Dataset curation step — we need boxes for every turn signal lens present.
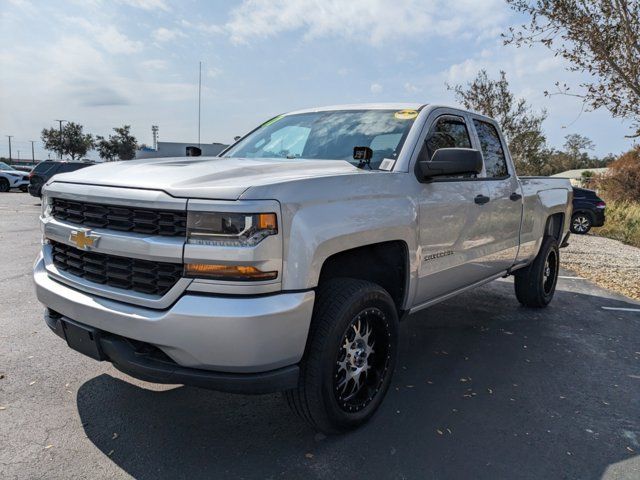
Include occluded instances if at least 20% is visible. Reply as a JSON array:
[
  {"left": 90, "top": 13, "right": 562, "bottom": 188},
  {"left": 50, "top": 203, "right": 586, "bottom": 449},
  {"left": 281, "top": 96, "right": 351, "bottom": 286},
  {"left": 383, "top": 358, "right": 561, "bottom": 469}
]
[
  {"left": 184, "top": 263, "right": 278, "bottom": 281},
  {"left": 257, "top": 213, "right": 277, "bottom": 230}
]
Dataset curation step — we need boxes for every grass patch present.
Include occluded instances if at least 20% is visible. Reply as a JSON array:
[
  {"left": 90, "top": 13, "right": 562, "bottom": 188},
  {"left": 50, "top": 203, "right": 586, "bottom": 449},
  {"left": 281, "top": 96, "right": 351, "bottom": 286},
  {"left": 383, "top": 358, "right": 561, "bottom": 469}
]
[{"left": 592, "top": 200, "right": 640, "bottom": 248}]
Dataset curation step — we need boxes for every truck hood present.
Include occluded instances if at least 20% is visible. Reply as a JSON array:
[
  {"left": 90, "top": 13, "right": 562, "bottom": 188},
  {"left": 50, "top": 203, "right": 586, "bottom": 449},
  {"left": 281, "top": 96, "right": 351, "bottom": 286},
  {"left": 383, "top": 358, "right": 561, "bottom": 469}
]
[{"left": 50, "top": 156, "right": 363, "bottom": 199}]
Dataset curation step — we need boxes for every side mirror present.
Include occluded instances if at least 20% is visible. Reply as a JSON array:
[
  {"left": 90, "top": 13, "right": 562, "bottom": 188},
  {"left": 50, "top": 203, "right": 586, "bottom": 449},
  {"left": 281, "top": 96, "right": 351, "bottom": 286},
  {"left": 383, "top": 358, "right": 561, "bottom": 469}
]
[{"left": 417, "top": 148, "right": 483, "bottom": 182}]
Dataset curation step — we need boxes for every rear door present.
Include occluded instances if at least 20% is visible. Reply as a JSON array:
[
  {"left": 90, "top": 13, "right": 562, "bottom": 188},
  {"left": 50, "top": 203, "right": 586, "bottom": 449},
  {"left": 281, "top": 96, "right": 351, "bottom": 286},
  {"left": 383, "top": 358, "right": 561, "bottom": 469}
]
[
  {"left": 414, "top": 111, "right": 495, "bottom": 304},
  {"left": 470, "top": 118, "right": 522, "bottom": 273}
]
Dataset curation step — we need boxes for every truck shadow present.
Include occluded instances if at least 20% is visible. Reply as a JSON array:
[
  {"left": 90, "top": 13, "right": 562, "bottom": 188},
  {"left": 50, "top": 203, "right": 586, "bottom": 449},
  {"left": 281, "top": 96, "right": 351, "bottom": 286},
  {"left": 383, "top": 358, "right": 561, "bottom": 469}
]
[{"left": 76, "top": 280, "right": 640, "bottom": 479}]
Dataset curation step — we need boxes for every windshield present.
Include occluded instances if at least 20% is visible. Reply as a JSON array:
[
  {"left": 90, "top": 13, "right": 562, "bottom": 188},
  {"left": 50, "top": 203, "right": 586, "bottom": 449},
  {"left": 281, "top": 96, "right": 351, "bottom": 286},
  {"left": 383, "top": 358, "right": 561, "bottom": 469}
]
[
  {"left": 223, "top": 109, "right": 419, "bottom": 170},
  {"left": 0, "top": 162, "right": 16, "bottom": 171}
]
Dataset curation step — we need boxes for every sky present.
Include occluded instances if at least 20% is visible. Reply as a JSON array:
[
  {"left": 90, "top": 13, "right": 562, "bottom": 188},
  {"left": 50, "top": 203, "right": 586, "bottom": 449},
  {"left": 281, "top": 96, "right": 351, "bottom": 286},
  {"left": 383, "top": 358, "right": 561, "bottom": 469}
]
[{"left": 0, "top": 0, "right": 637, "bottom": 161}]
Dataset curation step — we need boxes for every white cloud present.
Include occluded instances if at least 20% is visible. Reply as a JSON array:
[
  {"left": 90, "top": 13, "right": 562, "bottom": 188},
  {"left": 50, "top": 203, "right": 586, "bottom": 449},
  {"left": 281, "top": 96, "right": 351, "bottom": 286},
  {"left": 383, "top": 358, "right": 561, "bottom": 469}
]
[
  {"left": 65, "top": 17, "right": 143, "bottom": 54},
  {"left": 99, "top": 25, "right": 143, "bottom": 53},
  {"left": 179, "top": 19, "right": 224, "bottom": 35},
  {"left": 370, "top": 83, "right": 383, "bottom": 94},
  {"left": 224, "top": 0, "right": 507, "bottom": 45},
  {"left": 141, "top": 59, "right": 168, "bottom": 70},
  {"left": 152, "top": 27, "right": 185, "bottom": 42},
  {"left": 404, "top": 82, "right": 421, "bottom": 93},
  {"left": 117, "top": 0, "right": 170, "bottom": 11},
  {"left": 207, "top": 67, "right": 222, "bottom": 78}
]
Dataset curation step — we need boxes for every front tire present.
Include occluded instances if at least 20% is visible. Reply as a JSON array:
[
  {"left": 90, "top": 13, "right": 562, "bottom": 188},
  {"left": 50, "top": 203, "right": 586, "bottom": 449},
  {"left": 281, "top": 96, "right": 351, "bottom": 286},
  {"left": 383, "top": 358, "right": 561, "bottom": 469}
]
[
  {"left": 285, "top": 278, "right": 398, "bottom": 434},
  {"left": 570, "top": 213, "right": 592, "bottom": 234},
  {"left": 514, "top": 235, "right": 560, "bottom": 308}
]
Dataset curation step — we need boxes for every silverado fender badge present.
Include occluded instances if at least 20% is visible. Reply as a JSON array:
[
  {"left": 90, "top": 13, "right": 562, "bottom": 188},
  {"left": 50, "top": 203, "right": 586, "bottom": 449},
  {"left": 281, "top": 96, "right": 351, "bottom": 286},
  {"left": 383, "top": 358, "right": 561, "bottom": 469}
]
[
  {"left": 424, "top": 250, "right": 454, "bottom": 262},
  {"left": 69, "top": 229, "right": 100, "bottom": 250}
]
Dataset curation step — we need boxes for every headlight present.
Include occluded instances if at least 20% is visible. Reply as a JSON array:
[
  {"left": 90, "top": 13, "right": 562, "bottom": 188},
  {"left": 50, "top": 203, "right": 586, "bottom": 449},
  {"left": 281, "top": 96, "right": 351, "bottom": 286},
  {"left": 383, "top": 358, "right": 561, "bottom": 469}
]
[
  {"left": 186, "top": 211, "right": 278, "bottom": 247},
  {"left": 41, "top": 193, "right": 52, "bottom": 219}
]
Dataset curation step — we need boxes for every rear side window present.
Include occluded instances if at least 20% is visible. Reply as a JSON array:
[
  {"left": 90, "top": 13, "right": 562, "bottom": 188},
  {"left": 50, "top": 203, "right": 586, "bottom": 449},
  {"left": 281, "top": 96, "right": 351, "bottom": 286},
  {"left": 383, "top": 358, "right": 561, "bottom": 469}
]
[
  {"left": 473, "top": 120, "right": 509, "bottom": 178},
  {"left": 33, "top": 162, "right": 57, "bottom": 175},
  {"left": 59, "top": 163, "right": 89, "bottom": 173},
  {"left": 425, "top": 117, "right": 472, "bottom": 159}
]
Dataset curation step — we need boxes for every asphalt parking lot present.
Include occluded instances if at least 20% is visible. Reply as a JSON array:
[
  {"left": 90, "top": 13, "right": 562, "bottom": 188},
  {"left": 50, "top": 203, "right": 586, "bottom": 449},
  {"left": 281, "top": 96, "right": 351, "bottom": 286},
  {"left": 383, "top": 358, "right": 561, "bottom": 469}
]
[{"left": 1, "top": 191, "right": 639, "bottom": 479}]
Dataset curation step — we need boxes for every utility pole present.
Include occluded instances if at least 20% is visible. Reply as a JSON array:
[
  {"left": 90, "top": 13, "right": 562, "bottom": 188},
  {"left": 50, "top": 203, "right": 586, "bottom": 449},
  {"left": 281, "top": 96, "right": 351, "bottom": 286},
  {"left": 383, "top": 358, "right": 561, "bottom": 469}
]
[
  {"left": 55, "top": 119, "right": 67, "bottom": 159},
  {"left": 197, "top": 61, "right": 202, "bottom": 148},
  {"left": 6, "top": 135, "right": 12, "bottom": 161},
  {"left": 30, "top": 141, "right": 35, "bottom": 162}
]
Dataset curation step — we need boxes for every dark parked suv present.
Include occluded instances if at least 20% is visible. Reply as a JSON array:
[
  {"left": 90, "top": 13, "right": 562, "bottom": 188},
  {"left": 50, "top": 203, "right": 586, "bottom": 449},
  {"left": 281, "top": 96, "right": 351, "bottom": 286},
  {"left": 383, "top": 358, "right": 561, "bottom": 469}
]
[
  {"left": 571, "top": 187, "right": 606, "bottom": 234},
  {"left": 28, "top": 161, "right": 94, "bottom": 198}
]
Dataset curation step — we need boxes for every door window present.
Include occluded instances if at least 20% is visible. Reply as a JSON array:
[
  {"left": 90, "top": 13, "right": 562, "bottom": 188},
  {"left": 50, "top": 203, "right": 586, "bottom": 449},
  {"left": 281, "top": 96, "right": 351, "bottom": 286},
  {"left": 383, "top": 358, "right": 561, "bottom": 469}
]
[
  {"left": 473, "top": 120, "right": 509, "bottom": 178},
  {"left": 424, "top": 117, "right": 472, "bottom": 160}
]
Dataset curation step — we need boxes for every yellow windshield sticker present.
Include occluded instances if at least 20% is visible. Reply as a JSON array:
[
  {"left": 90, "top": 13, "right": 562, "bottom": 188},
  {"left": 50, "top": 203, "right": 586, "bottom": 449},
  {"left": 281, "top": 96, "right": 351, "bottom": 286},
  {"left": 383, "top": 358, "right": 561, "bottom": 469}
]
[
  {"left": 394, "top": 109, "right": 418, "bottom": 120},
  {"left": 262, "top": 115, "right": 284, "bottom": 127}
]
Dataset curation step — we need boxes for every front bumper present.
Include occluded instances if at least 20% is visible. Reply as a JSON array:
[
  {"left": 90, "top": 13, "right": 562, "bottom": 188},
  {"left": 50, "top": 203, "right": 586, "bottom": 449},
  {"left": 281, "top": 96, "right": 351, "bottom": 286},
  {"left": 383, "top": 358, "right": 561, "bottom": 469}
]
[
  {"left": 45, "top": 312, "right": 300, "bottom": 393},
  {"left": 34, "top": 254, "right": 315, "bottom": 376}
]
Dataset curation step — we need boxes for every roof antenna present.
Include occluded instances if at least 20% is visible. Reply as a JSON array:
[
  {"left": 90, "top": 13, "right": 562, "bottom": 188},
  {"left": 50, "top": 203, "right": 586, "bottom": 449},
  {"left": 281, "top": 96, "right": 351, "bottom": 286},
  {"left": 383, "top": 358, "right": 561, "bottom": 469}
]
[{"left": 197, "top": 61, "right": 202, "bottom": 149}]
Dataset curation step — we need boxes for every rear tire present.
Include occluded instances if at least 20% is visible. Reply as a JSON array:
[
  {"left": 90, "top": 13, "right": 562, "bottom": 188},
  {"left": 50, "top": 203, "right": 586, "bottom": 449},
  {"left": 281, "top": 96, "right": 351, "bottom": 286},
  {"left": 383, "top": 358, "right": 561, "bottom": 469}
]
[
  {"left": 285, "top": 278, "right": 398, "bottom": 434},
  {"left": 514, "top": 235, "right": 559, "bottom": 308},
  {"left": 0, "top": 178, "right": 9, "bottom": 192},
  {"left": 570, "top": 213, "right": 592, "bottom": 234}
]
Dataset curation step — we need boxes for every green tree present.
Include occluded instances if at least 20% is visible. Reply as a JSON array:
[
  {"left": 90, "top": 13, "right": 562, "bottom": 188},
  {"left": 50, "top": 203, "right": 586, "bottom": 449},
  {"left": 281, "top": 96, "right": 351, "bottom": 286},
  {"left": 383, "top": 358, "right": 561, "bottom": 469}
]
[
  {"left": 504, "top": 0, "right": 640, "bottom": 136},
  {"left": 41, "top": 122, "right": 94, "bottom": 161},
  {"left": 447, "top": 69, "right": 548, "bottom": 175},
  {"left": 96, "top": 125, "right": 138, "bottom": 161},
  {"left": 563, "top": 133, "right": 595, "bottom": 169}
]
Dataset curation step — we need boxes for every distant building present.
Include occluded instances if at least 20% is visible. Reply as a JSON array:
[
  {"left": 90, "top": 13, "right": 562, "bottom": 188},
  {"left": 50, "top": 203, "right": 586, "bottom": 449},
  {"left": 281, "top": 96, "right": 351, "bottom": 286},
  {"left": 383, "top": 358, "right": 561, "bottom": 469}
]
[
  {"left": 136, "top": 141, "right": 228, "bottom": 159},
  {"left": 551, "top": 167, "right": 609, "bottom": 187}
]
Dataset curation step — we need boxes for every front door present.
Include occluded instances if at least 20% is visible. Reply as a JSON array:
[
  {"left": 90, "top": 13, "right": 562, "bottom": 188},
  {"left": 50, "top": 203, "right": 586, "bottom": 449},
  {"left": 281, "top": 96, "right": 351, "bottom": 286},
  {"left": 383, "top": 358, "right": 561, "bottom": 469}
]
[{"left": 415, "top": 114, "right": 494, "bottom": 304}]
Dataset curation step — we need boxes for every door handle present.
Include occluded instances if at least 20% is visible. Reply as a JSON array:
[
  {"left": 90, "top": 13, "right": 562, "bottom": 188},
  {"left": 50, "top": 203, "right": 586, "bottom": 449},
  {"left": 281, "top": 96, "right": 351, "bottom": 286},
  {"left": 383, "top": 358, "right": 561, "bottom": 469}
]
[
  {"left": 474, "top": 194, "right": 490, "bottom": 205},
  {"left": 510, "top": 192, "right": 522, "bottom": 201}
]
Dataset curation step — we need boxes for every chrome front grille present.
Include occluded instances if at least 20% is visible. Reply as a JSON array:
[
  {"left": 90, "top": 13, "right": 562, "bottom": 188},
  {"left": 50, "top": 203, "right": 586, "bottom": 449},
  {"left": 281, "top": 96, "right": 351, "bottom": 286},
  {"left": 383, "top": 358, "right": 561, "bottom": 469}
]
[
  {"left": 51, "top": 198, "right": 187, "bottom": 237},
  {"left": 50, "top": 241, "right": 182, "bottom": 296}
]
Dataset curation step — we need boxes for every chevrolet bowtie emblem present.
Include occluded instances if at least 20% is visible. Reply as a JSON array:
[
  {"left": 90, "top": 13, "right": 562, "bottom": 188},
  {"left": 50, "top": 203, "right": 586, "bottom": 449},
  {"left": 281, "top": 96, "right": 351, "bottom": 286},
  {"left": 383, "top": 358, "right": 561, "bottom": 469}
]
[{"left": 69, "top": 229, "right": 100, "bottom": 250}]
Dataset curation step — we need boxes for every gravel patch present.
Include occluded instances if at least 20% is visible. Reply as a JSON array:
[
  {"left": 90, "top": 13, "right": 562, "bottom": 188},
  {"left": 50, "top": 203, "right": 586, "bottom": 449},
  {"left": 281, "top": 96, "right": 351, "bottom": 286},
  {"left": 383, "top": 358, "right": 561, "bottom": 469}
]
[{"left": 562, "top": 233, "right": 640, "bottom": 301}]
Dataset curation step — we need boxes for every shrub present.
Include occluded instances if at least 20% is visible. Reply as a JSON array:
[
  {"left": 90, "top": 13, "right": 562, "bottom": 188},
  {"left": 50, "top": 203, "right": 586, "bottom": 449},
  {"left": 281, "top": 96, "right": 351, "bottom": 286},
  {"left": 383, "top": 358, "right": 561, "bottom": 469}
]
[
  {"left": 596, "top": 147, "right": 640, "bottom": 202},
  {"left": 593, "top": 200, "right": 640, "bottom": 248}
]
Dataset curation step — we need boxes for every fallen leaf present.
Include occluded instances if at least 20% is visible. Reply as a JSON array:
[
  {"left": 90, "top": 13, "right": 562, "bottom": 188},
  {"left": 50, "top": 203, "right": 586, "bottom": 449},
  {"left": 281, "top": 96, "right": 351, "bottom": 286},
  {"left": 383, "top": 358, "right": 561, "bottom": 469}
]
[
  {"left": 305, "top": 453, "right": 314, "bottom": 459},
  {"left": 112, "top": 433, "right": 119, "bottom": 440},
  {"left": 406, "top": 385, "right": 414, "bottom": 388},
  {"left": 446, "top": 428, "right": 452, "bottom": 434},
  {"left": 107, "top": 450, "right": 114, "bottom": 457},
  {"left": 487, "top": 388, "right": 493, "bottom": 394},
  {"left": 0, "top": 374, "right": 5, "bottom": 379},
  {"left": 29, "top": 381, "right": 36, "bottom": 386},
  {"left": 44, "top": 445, "right": 53, "bottom": 449},
  {"left": 436, "top": 429, "right": 444, "bottom": 435},
  {"left": 627, "top": 447, "right": 634, "bottom": 453},
  {"left": 0, "top": 406, "right": 6, "bottom": 410}
]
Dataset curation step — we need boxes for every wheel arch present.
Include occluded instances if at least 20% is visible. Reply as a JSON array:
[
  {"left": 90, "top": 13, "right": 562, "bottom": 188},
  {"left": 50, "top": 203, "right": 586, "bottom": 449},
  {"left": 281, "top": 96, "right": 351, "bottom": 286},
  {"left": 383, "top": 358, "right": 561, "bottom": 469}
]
[{"left": 317, "top": 240, "right": 410, "bottom": 313}]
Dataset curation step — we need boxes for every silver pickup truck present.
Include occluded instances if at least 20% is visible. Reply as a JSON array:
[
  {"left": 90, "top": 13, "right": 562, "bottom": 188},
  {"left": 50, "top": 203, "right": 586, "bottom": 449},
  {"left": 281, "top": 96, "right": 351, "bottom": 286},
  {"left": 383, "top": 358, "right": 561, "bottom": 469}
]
[{"left": 34, "top": 104, "right": 572, "bottom": 433}]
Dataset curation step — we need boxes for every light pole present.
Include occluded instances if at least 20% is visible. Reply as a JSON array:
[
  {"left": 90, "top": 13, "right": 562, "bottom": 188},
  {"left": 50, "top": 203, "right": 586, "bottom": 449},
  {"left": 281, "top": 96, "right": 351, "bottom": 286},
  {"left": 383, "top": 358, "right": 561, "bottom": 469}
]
[
  {"left": 30, "top": 140, "right": 35, "bottom": 162},
  {"left": 6, "top": 135, "right": 12, "bottom": 162},
  {"left": 54, "top": 119, "right": 67, "bottom": 159}
]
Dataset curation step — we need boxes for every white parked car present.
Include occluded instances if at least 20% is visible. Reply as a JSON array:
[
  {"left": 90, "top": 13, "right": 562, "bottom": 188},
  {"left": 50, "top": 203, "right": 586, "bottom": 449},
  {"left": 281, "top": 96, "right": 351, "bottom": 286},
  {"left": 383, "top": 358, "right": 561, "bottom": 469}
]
[{"left": 0, "top": 162, "right": 29, "bottom": 192}]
